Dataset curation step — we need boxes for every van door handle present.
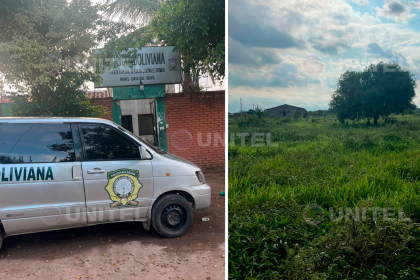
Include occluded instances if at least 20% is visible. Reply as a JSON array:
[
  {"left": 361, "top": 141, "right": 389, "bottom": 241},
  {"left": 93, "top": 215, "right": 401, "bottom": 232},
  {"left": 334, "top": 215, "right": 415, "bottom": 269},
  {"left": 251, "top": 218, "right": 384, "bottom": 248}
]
[{"left": 87, "top": 168, "right": 105, "bottom": 174}]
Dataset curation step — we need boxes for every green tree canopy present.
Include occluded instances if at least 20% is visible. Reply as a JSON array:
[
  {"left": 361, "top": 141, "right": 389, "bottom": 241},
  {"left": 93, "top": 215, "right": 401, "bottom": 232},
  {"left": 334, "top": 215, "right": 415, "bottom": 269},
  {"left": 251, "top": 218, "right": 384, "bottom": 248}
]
[
  {"left": 103, "top": 0, "right": 161, "bottom": 24},
  {"left": 0, "top": 0, "right": 30, "bottom": 24},
  {"left": 149, "top": 0, "right": 225, "bottom": 88},
  {"left": 330, "top": 62, "right": 417, "bottom": 124},
  {"left": 99, "top": 0, "right": 225, "bottom": 92},
  {"left": 0, "top": 0, "right": 108, "bottom": 117}
]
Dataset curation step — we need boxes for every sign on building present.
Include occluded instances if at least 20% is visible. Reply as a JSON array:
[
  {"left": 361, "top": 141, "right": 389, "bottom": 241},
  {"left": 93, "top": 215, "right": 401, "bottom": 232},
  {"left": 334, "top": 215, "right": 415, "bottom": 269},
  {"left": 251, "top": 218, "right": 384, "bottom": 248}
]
[{"left": 94, "top": 46, "right": 181, "bottom": 88}]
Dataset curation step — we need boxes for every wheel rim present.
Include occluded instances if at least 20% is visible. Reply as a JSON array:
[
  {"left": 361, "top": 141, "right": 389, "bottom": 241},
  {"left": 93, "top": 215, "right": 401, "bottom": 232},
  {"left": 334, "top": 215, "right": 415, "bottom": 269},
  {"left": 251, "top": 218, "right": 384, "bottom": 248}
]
[{"left": 161, "top": 204, "right": 187, "bottom": 231}]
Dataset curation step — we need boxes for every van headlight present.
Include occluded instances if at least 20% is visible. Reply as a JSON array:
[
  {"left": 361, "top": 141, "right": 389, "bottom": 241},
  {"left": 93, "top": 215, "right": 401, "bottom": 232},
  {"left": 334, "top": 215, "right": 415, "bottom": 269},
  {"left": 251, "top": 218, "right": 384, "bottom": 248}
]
[{"left": 196, "top": 171, "right": 205, "bottom": 184}]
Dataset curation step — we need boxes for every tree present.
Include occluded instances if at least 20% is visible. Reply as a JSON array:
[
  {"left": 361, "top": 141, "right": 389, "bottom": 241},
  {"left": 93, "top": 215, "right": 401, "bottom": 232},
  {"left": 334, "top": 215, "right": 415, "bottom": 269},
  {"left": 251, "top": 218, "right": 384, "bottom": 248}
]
[
  {"left": 99, "top": 0, "right": 225, "bottom": 92},
  {"left": 254, "top": 106, "right": 265, "bottom": 119},
  {"left": 104, "top": 0, "right": 161, "bottom": 25},
  {"left": 150, "top": 0, "right": 224, "bottom": 91},
  {"left": 0, "top": 0, "right": 31, "bottom": 26},
  {"left": 0, "top": 0, "right": 108, "bottom": 117},
  {"left": 10, "top": 72, "right": 108, "bottom": 117},
  {"left": 330, "top": 62, "right": 417, "bottom": 124},
  {"left": 318, "top": 110, "right": 324, "bottom": 117}
]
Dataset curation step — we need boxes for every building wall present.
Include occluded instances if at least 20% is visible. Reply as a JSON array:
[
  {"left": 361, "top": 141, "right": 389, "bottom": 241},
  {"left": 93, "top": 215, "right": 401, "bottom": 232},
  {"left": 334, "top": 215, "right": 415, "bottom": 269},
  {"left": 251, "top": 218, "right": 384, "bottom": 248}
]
[
  {"left": 266, "top": 104, "right": 306, "bottom": 118},
  {"left": 165, "top": 91, "right": 225, "bottom": 170},
  {"left": 89, "top": 97, "right": 114, "bottom": 121}
]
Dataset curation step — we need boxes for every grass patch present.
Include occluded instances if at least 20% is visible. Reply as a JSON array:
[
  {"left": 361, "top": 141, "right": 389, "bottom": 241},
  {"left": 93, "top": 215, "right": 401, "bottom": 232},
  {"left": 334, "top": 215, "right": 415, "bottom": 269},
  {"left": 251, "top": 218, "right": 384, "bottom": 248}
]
[{"left": 229, "top": 115, "right": 420, "bottom": 279}]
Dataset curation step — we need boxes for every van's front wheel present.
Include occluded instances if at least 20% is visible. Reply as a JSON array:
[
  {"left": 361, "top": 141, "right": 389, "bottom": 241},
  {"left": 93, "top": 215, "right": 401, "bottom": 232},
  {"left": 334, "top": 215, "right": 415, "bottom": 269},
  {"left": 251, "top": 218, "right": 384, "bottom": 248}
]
[{"left": 152, "top": 194, "right": 193, "bottom": 238}]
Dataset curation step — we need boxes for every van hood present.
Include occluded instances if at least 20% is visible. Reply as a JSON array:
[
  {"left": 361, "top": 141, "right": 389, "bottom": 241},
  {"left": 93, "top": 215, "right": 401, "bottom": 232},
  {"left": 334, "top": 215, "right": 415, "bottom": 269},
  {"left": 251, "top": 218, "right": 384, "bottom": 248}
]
[{"left": 161, "top": 153, "right": 199, "bottom": 168}]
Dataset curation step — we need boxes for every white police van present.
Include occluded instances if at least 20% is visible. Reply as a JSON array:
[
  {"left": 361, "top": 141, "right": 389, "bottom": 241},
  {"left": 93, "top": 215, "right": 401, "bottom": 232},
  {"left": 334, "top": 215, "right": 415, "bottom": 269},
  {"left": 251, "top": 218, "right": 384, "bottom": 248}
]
[{"left": 0, "top": 118, "right": 211, "bottom": 250}]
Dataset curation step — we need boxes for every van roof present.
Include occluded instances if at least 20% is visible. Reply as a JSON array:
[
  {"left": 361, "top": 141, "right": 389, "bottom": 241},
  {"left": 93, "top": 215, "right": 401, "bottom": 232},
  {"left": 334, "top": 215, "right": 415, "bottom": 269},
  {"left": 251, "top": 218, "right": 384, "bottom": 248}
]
[{"left": 0, "top": 117, "right": 115, "bottom": 124}]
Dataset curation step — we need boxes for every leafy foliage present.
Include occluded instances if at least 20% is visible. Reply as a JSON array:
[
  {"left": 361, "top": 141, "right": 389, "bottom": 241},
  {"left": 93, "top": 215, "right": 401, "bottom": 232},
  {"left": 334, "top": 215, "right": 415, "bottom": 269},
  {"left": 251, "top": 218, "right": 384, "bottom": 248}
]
[
  {"left": 104, "top": 0, "right": 161, "bottom": 24},
  {"left": 10, "top": 72, "right": 109, "bottom": 117},
  {"left": 330, "top": 62, "right": 417, "bottom": 124},
  {"left": 235, "top": 106, "right": 267, "bottom": 128},
  {"left": 287, "top": 218, "right": 420, "bottom": 280},
  {"left": 0, "top": 0, "right": 31, "bottom": 25},
  {"left": 0, "top": 0, "right": 108, "bottom": 117},
  {"left": 149, "top": 0, "right": 225, "bottom": 81},
  {"left": 99, "top": 0, "right": 225, "bottom": 89}
]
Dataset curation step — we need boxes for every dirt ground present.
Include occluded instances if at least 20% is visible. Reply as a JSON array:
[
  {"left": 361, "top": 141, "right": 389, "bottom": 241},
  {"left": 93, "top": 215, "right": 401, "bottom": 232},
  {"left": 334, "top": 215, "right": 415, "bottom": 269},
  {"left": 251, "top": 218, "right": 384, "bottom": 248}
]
[{"left": 0, "top": 172, "right": 225, "bottom": 280}]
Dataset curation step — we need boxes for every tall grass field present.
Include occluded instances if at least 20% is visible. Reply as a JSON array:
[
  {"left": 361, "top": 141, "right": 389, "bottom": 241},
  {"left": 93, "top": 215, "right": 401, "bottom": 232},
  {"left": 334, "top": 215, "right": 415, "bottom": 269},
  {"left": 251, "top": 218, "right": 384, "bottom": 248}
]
[{"left": 229, "top": 114, "right": 420, "bottom": 279}]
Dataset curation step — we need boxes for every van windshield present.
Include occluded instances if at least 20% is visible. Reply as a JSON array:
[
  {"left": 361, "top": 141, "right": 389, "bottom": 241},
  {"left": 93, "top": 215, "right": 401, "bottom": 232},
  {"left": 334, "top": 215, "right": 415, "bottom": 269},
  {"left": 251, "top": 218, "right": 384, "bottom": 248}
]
[{"left": 116, "top": 125, "right": 167, "bottom": 155}]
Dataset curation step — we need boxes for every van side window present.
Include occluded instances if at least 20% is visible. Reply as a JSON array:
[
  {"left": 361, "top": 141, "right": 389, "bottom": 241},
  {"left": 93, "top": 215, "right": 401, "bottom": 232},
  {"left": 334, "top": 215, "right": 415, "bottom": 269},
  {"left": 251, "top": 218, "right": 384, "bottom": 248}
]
[
  {"left": 0, "top": 123, "right": 75, "bottom": 164},
  {"left": 80, "top": 124, "right": 140, "bottom": 160}
]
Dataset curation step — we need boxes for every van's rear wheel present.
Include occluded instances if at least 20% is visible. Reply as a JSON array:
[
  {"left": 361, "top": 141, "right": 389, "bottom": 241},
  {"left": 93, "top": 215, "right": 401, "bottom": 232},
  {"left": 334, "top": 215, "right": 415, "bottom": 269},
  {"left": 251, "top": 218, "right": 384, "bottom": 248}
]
[
  {"left": 152, "top": 194, "right": 193, "bottom": 238},
  {"left": 0, "top": 234, "right": 3, "bottom": 251}
]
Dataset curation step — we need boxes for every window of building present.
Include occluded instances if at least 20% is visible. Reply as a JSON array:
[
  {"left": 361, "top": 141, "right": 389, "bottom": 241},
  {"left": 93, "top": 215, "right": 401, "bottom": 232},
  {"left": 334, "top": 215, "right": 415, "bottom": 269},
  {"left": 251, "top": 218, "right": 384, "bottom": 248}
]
[
  {"left": 121, "top": 115, "right": 133, "bottom": 133},
  {"left": 138, "top": 114, "right": 154, "bottom": 135}
]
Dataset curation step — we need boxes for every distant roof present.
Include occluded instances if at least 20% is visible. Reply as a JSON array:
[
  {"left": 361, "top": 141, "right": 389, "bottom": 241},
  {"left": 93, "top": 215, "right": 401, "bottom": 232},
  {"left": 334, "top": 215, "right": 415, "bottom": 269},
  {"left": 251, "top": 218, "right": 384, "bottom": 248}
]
[{"left": 266, "top": 104, "right": 306, "bottom": 111}]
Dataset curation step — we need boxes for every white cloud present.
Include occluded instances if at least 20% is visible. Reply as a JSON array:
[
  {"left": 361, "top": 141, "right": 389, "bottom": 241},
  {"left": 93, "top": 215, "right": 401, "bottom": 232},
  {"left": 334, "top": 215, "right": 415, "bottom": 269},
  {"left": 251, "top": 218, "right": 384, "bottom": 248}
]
[
  {"left": 376, "top": 0, "right": 420, "bottom": 22},
  {"left": 352, "top": 0, "right": 369, "bottom": 5},
  {"left": 229, "top": 0, "right": 420, "bottom": 110}
]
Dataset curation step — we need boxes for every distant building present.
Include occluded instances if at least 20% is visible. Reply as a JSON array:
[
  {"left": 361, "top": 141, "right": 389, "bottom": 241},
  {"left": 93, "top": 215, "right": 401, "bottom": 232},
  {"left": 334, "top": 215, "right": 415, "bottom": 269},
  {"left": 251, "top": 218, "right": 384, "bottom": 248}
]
[{"left": 265, "top": 104, "right": 307, "bottom": 117}]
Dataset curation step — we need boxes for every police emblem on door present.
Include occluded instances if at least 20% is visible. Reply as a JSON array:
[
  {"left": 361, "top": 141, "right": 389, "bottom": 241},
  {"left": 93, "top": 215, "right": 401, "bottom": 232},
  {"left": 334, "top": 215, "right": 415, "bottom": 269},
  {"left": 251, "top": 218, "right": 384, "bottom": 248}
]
[{"left": 105, "top": 169, "right": 142, "bottom": 208}]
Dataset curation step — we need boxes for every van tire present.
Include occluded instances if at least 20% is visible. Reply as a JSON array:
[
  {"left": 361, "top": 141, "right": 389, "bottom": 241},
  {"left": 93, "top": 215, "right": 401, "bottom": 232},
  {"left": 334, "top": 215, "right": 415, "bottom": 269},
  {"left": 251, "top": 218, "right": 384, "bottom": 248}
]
[
  {"left": 152, "top": 194, "right": 194, "bottom": 238},
  {"left": 0, "top": 234, "right": 2, "bottom": 251}
]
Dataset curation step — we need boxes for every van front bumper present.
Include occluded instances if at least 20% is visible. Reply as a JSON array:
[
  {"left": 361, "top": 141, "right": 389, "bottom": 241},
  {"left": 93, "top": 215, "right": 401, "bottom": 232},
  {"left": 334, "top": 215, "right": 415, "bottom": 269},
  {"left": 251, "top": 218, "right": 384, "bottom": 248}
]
[{"left": 188, "top": 183, "right": 211, "bottom": 210}]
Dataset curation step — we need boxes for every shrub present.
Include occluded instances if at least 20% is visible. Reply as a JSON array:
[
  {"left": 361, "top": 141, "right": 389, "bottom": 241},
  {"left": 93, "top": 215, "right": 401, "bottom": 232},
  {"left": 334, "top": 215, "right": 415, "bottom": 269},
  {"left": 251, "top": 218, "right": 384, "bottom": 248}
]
[{"left": 287, "top": 218, "right": 420, "bottom": 279}]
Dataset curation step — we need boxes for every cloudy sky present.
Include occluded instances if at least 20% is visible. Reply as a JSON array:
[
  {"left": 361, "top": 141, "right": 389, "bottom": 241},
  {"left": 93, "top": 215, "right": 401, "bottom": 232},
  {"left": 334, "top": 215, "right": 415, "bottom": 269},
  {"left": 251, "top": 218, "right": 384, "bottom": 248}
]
[{"left": 228, "top": 0, "right": 420, "bottom": 112}]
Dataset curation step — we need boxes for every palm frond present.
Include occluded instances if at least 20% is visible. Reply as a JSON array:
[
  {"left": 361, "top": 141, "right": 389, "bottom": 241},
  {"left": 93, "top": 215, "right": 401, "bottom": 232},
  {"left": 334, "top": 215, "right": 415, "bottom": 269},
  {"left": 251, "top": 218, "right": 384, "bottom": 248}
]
[{"left": 104, "top": 0, "right": 161, "bottom": 25}]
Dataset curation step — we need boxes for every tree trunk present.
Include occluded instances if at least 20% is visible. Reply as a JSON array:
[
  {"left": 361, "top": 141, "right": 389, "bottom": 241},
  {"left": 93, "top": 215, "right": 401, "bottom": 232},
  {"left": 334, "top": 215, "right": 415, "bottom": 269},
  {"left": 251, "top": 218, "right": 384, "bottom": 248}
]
[
  {"left": 32, "top": 86, "right": 41, "bottom": 101},
  {"left": 180, "top": 57, "right": 200, "bottom": 93},
  {"left": 374, "top": 116, "right": 378, "bottom": 125},
  {"left": 182, "top": 73, "right": 199, "bottom": 93}
]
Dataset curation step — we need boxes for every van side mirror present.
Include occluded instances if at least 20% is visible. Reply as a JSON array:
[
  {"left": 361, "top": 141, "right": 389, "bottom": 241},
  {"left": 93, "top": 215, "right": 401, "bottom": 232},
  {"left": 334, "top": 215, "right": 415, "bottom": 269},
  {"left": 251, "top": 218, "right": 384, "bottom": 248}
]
[{"left": 140, "top": 146, "right": 152, "bottom": 160}]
